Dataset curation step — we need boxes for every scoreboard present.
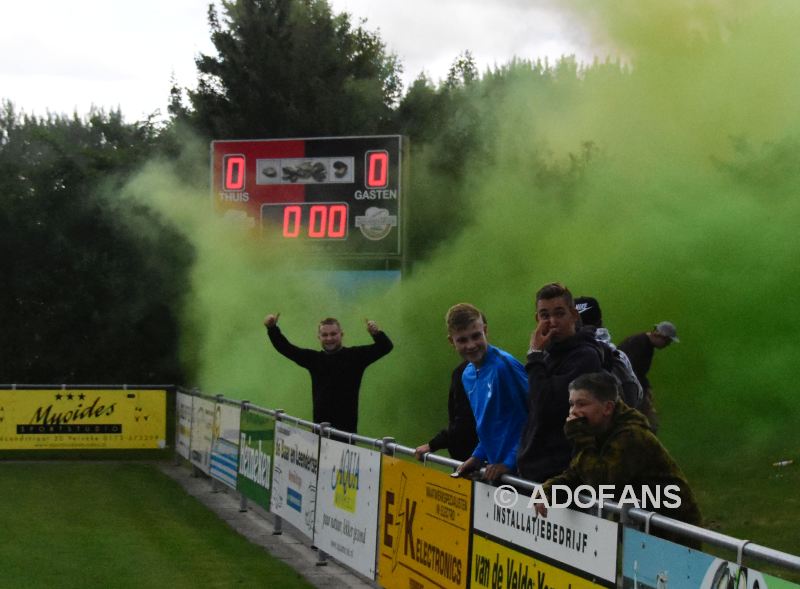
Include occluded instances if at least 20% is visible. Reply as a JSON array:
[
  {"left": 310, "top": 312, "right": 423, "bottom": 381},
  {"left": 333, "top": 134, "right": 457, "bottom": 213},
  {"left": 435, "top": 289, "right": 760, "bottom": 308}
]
[{"left": 211, "top": 135, "right": 403, "bottom": 257}]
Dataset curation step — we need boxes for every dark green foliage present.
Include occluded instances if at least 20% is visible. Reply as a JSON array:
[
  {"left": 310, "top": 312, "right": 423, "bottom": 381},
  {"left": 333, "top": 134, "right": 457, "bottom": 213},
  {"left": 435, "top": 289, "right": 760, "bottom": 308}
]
[
  {"left": 0, "top": 103, "right": 193, "bottom": 383},
  {"left": 170, "top": 0, "right": 403, "bottom": 140}
]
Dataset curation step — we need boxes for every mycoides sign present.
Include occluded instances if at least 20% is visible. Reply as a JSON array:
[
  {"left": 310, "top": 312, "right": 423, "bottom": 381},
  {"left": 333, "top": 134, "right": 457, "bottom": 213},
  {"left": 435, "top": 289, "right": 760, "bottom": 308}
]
[
  {"left": 314, "top": 438, "right": 381, "bottom": 579},
  {"left": 0, "top": 388, "right": 167, "bottom": 450}
]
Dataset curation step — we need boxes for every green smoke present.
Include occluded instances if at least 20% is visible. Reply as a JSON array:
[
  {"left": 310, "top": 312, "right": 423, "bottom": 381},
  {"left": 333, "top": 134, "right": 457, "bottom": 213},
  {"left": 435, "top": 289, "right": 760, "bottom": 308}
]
[{"left": 124, "top": 0, "right": 798, "bottom": 505}]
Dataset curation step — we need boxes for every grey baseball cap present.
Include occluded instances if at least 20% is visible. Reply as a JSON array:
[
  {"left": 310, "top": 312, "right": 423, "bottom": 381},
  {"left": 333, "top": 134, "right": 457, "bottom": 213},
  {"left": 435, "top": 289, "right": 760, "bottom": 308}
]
[{"left": 654, "top": 321, "right": 679, "bottom": 343}]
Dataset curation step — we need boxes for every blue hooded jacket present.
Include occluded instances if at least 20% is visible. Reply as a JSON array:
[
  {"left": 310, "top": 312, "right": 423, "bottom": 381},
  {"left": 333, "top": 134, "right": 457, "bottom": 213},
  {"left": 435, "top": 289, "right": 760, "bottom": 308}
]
[{"left": 462, "top": 345, "right": 529, "bottom": 470}]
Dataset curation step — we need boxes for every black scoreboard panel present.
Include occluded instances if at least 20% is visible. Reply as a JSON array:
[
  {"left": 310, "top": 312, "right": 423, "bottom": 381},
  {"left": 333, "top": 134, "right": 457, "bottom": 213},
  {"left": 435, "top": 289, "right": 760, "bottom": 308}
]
[{"left": 211, "top": 135, "right": 403, "bottom": 257}]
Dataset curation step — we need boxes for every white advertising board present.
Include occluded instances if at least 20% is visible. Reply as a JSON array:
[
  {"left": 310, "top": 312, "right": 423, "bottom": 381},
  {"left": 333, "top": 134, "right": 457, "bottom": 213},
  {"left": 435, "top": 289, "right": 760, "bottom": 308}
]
[
  {"left": 210, "top": 402, "right": 241, "bottom": 489},
  {"left": 175, "top": 392, "right": 193, "bottom": 460},
  {"left": 313, "top": 438, "right": 381, "bottom": 579},
  {"left": 213, "top": 402, "right": 241, "bottom": 444},
  {"left": 189, "top": 397, "right": 215, "bottom": 474},
  {"left": 473, "top": 482, "right": 619, "bottom": 583},
  {"left": 270, "top": 422, "right": 319, "bottom": 540}
]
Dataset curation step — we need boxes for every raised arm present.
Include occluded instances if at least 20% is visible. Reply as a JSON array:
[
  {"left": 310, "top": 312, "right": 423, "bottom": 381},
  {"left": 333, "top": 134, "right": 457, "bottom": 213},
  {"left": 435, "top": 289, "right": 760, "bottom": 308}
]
[
  {"left": 264, "top": 313, "right": 280, "bottom": 328},
  {"left": 356, "top": 319, "right": 393, "bottom": 363},
  {"left": 263, "top": 313, "right": 315, "bottom": 368}
]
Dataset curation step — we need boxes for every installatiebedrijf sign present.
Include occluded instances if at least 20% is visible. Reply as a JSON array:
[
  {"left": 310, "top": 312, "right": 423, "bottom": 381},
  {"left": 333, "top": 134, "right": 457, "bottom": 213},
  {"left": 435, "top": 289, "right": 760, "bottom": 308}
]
[{"left": 472, "top": 481, "right": 619, "bottom": 588}]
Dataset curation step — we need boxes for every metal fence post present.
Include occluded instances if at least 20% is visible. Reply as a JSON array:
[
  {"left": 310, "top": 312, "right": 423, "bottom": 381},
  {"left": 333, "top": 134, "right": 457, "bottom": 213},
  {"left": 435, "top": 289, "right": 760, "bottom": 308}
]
[
  {"left": 312, "top": 422, "right": 331, "bottom": 566},
  {"left": 272, "top": 409, "right": 284, "bottom": 535},
  {"left": 382, "top": 437, "right": 396, "bottom": 456},
  {"left": 238, "top": 401, "right": 249, "bottom": 512},
  {"left": 173, "top": 391, "right": 182, "bottom": 466}
]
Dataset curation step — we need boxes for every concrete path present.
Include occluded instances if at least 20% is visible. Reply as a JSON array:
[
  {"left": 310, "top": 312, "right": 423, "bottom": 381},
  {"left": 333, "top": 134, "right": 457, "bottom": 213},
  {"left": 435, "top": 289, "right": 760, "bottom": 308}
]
[{"left": 158, "top": 462, "right": 378, "bottom": 589}]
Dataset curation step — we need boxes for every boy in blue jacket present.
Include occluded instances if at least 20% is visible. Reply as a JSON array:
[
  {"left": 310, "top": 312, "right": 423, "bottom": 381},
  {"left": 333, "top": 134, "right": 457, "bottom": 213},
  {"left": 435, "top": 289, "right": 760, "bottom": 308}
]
[{"left": 446, "top": 303, "right": 528, "bottom": 481}]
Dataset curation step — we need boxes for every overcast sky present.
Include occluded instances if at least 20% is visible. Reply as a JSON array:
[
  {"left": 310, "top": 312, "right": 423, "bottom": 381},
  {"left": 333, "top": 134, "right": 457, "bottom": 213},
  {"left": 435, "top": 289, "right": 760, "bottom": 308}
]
[{"left": 1, "top": 1, "right": 597, "bottom": 121}]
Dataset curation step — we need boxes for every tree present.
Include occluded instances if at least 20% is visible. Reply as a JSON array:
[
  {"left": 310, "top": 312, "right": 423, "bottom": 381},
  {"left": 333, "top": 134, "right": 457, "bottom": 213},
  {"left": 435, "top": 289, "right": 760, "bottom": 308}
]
[
  {"left": 0, "top": 102, "right": 193, "bottom": 383},
  {"left": 445, "top": 50, "right": 479, "bottom": 90},
  {"left": 395, "top": 54, "right": 489, "bottom": 260},
  {"left": 171, "top": 0, "right": 403, "bottom": 139}
]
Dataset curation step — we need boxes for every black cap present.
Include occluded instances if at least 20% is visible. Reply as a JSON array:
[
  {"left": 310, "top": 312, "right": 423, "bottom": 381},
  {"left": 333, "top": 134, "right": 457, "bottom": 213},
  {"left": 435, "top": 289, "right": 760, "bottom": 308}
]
[{"left": 575, "top": 296, "right": 602, "bottom": 327}]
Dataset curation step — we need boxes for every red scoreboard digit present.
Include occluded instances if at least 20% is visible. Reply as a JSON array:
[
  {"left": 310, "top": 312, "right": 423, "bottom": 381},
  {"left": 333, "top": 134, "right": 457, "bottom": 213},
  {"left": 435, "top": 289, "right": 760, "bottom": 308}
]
[
  {"left": 223, "top": 154, "right": 246, "bottom": 191},
  {"left": 211, "top": 136, "right": 403, "bottom": 257},
  {"left": 365, "top": 150, "right": 389, "bottom": 188}
]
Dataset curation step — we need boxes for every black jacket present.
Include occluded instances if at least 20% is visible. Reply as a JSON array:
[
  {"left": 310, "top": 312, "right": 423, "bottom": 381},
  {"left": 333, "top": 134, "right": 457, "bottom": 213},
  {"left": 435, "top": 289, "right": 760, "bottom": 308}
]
[
  {"left": 516, "top": 330, "right": 603, "bottom": 483},
  {"left": 427, "top": 362, "right": 478, "bottom": 462},
  {"left": 266, "top": 325, "right": 393, "bottom": 432},
  {"left": 618, "top": 332, "right": 655, "bottom": 389}
]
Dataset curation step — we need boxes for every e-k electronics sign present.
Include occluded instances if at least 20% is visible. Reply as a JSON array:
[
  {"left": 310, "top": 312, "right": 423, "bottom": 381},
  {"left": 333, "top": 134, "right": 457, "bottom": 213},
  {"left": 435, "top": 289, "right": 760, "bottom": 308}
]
[
  {"left": 211, "top": 135, "right": 403, "bottom": 257},
  {"left": 378, "top": 457, "right": 471, "bottom": 589},
  {"left": 0, "top": 389, "right": 167, "bottom": 450}
]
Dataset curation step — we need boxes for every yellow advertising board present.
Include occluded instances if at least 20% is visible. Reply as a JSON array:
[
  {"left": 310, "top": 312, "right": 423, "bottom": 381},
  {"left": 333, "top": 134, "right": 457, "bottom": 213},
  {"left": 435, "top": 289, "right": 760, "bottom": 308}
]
[
  {"left": 0, "top": 388, "right": 167, "bottom": 450},
  {"left": 378, "top": 456, "right": 471, "bottom": 589},
  {"left": 471, "top": 534, "right": 606, "bottom": 589}
]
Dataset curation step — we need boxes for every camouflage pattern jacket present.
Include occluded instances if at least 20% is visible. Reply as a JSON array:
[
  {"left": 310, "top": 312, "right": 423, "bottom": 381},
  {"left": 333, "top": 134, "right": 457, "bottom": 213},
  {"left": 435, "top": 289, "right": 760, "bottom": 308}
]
[{"left": 542, "top": 402, "right": 702, "bottom": 528}]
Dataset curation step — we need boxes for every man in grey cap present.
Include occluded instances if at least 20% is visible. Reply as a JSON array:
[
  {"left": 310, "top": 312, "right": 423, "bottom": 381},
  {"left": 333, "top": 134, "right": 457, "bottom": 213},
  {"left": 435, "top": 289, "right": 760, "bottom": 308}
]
[{"left": 618, "top": 321, "right": 680, "bottom": 432}]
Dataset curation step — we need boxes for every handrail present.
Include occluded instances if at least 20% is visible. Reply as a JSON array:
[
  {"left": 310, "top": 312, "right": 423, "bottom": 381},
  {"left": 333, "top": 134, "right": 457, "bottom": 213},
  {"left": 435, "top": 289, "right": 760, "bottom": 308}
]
[{"left": 175, "top": 387, "right": 800, "bottom": 574}]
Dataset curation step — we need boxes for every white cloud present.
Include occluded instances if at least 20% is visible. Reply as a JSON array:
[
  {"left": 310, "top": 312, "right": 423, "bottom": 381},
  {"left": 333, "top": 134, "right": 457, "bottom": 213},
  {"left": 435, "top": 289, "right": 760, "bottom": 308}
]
[
  {"left": 0, "top": 0, "right": 599, "bottom": 119},
  {"left": 1, "top": 0, "right": 213, "bottom": 119}
]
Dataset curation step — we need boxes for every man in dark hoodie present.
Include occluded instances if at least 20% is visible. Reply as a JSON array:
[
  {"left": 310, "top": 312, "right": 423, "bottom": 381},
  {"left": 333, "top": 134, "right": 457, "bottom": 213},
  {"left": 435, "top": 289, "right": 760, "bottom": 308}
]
[
  {"left": 536, "top": 371, "right": 701, "bottom": 548},
  {"left": 414, "top": 361, "right": 479, "bottom": 462},
  {"left": 263, "top": 313, "right": 393, "bottom": 433},
  {"left": 517, "top": 283, "right": 604, "bottom": 483}
]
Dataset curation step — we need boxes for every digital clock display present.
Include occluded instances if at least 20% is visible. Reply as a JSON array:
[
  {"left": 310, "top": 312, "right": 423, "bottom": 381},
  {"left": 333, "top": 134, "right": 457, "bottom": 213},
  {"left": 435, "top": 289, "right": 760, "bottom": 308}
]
[
  {"left": 262, "top": 203, "right": 349, "bottom": 239},
  {"left": 211, "top": 136, "right": 403, "bottom": 257}
]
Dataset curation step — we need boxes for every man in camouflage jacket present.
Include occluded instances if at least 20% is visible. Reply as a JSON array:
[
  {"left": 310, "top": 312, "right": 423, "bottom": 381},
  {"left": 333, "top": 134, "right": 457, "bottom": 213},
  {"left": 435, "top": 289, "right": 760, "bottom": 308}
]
[{"left": 537, "top": 372, "right": 702, "bottom": 548}]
